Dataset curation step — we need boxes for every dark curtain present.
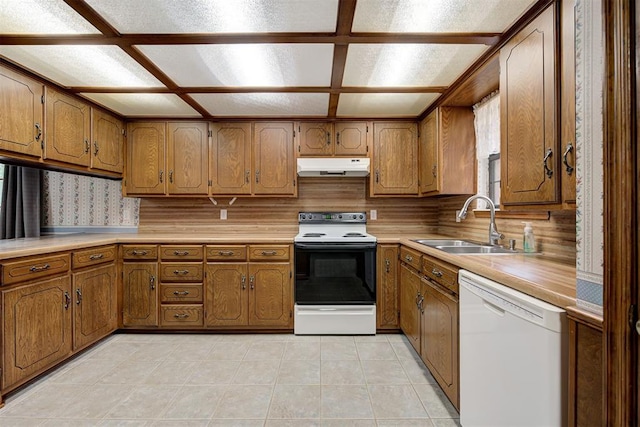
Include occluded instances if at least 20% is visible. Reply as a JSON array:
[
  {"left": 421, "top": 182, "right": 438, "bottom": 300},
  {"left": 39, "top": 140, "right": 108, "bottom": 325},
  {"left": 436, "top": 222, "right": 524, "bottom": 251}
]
[{"left": 0, "top": 166, "right": 40, "bottom": 239}]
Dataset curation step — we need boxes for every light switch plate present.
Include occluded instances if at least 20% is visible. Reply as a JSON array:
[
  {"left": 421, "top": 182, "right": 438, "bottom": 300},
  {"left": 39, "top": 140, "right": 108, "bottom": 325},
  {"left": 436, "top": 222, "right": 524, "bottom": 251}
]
[
  {"left": 370, "top": 210, "right": 377, "bottom": 220},
  {"left": 220, "top": 209, "right": 227, "bottom": 220}
]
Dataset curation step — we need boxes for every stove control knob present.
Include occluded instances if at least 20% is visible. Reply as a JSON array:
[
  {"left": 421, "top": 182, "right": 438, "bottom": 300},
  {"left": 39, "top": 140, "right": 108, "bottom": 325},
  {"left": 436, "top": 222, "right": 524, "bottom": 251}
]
[
  {"left": 338, "top": 215, "right": 342, "bottom": 219},
  {"left": 359, "top": 215, "right": 364, "bottom": 219},
  {"left": 301, "top": 214, "right": 306, "bottom": 220}
]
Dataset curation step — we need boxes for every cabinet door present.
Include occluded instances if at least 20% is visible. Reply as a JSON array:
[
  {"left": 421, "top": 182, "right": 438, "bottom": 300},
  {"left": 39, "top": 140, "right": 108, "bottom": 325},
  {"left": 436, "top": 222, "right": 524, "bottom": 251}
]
[
  {"left": 500, "top": 6, "right": 559, "bottom": 206},
  {"left": 210, "top": 122, "right": 252, "bottom": 195},
  {"left": 253, "top": 122, "right": 296, "bottom": 195},
  {"left": 377, "top": 244, "right": 399, "bottom": 329},
  {"left": 372, "top": 122, "right": 418, "bottom": 195},
  {"left": 125, "top": 122, "right": 166, "bottom": 195},
  {"left": 399, "top": 264, "right": 421, "bottom": 353},
  {"left": 561, "top": 0, "right": 576, "bottom": 206},
  {"left": 205, "top": 263, "right": 248, "bottom": 326},
  {"left": 248, "top": 263, "right": 292, "bottom": 327},
  {"left": 73, "top": 264, "right": 117, "bottom": 350},
  {"left": 167, "top": 122, "right": 208, "bottom": 195},
  {"left": 122, "top": 262, "right": 158, "bottom": 327},
  {"left": 92, "top": 109, "right": 124, "bottom": 174},
  {"left": 335, "top": 122, "right": 368, "bottom": 156},
  {"left": 421, "top": 279, "right": 459, "bottom": 409},
  {"left": 44, "top": 88, "right": 91, "bottom": 166},
  {"left": 0, "top": 66, "right": 43, "bottom": 158},
  {"left": 2, "top": 275, "right": 72, "bottom": 389},
  {"left": 297, "top": 122, "right": 333, "bottom": 156},
  {"left": 419, "top": 112, "right": 439, "bottom": 194}
]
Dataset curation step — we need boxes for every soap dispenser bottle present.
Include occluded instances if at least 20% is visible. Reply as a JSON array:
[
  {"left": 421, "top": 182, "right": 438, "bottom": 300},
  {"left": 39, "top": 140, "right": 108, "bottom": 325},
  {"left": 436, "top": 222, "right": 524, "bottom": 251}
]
[{"left": 522, "top": 222, "right": 536, "bottom": 253}]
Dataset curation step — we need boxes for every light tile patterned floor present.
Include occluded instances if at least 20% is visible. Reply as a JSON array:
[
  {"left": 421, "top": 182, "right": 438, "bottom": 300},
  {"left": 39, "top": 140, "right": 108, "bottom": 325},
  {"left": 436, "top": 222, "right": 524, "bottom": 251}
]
[{"left": 0, "top": 333, "right": 460, "bottom": 426}]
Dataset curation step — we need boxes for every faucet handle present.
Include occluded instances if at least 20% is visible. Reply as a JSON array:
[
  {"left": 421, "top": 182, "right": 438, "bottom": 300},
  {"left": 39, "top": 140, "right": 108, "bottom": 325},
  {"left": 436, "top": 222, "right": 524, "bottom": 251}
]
[{"left": 509, "top": 239, "right": 516, "bottom": 251}]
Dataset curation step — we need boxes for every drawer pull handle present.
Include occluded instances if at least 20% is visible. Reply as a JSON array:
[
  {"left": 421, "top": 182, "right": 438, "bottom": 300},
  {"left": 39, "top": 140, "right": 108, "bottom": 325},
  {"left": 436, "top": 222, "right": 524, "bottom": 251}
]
[
  {"left": 385, "top": 258, "right": 390, "bottom": 273},
  {"left": 241, "top": 275, "right": 246, "bottom": 290},
  {"left": 29, "top": 263, "right": 50, "bottom": 272},
  {"left": 543, "top": 148, "right": 553, "bottom": 178},
  {"left": 431, "top": 268, "right": 443, "bottom": 278},
  {"left": 173, "top": 290, "right": 190, "bottom": 296},
  {"left": 174, "top": 313, "right": 190, "bottom": 319},
  {"left": 174, "top": 251, "right": 190, "bottom": 256},
  {"left": 261, "top": 251, "right": 277, "bottom": 256},
  {"left": 76, "top": 288, "right": 83, "bottom": 305},
  {"left": 132, "top": 250, "right": 148, "bottom": 256},
  {"left": 89, "top": 253, "right": 104, "bottom": 260},
  {"left": 150, "top": 275, "right": 156, "bottom": 290},
  {"left": 173, "top": 270, "right": 190, "bottom": 275},
  {"left": 405, "top": 255, "right": 413, "bottom": 262},
  {"left": 563, "top": 142, "right": 574, "bottom": 175},
  {"left": 250, "top": 275, "right": 255, "bottom": 290},
  {"left": 219, "top": 251, "right": 235, "bottom": 256},
  {"left": 64, "top": 291, "right": 71, "bottom": 310}
]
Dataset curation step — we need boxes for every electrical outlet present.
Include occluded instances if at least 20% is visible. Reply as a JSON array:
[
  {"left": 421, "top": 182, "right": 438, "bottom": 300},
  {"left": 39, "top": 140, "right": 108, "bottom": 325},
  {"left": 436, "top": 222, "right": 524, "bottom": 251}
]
[
  {"left": 370, "top": 210, "right": 377, "bottom": 220},
  {"left": 220, "top": 209, "right": 227, "bottom": 220},
  {"left": 455, "top": 210, "right": 461, "bottom": 222}
]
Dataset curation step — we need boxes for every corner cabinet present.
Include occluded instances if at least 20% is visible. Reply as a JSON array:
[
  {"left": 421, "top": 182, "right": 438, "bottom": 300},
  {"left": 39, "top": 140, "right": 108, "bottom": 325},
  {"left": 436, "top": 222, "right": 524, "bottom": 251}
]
[
  {"left": 377, "top": 244, "right": 399, "bottom": 330},
  {"left": 371, "top": 122, "right": 418, "bottom": 196},
  {"left": 500, "top": 5, "right": 560, "bottom": 207},
  {"left": 253, "top": 122, "right": 296, "bottom": 196},
  {"left": 92, "top": 109, "right": 124, "bottom": 174}
]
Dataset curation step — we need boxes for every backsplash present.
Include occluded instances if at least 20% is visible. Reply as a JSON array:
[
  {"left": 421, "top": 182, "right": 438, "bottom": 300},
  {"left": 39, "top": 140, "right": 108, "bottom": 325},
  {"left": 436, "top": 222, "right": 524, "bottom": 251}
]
[{"left": 42, "top": 171, "right": 139, "bottom": 230}]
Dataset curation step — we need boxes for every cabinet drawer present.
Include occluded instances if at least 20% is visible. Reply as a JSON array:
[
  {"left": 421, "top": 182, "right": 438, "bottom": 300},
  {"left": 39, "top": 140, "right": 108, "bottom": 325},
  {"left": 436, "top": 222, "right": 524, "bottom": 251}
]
[
  {"left": 400, "top": 246, "right": 422, "bottom": 271},
  {"left": 160, "top": 305, "right": 204, "bottom": 327},
  {"left": 248, "top": 245, "right": 290, "bottom": 261},
  {"left": 2, "top": 254, "right": 70, "bottom": 285},
  {"left": 206, "top": 245, "right": 247, "bottom": 261},
  {"left": 160, "top": 263, "right": 203, "bottom": 282},
  {"left": 122, "top": 245, "right": 158, "bottom": 260},
  {"left": 160, "top": 245, "right": 204, "bottom": 261},
  {"left": 160, "top": 284, "right": 203, "bottom": 303},
  {"left": 422, "top": 256, "right": 458, "bottom": 294},
  {"left": 72, "top": 245, "right": 116, "bottom": 269}
]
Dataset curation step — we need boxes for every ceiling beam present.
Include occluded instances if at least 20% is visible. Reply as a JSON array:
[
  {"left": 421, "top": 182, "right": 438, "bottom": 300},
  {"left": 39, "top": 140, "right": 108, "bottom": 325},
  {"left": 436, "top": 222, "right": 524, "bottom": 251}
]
[
  {"left": 328, "top": 0, "right": 357, "bottom": 118},
  {"left": 67, "top": 86, "right": 447, "bottom": 94}
]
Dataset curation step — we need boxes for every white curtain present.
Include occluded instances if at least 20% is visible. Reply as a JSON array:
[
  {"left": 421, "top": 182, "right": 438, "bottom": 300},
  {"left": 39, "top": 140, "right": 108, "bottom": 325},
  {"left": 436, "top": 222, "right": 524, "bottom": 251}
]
[{"left": 473, "top": 92, "right": 500, "bottom": 208}]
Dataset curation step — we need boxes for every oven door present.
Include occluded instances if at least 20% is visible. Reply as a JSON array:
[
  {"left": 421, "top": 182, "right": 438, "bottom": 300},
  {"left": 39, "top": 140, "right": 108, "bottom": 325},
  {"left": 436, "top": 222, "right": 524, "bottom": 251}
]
[{"left": 294, "top": 242, "right": 376, "bottom": 305}]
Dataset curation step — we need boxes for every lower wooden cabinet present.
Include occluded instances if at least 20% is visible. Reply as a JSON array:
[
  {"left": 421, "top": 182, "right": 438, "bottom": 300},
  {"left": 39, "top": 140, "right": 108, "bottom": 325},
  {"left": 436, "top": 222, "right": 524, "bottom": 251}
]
[
  {"left": 2, "top": 275, "right": 73, "bottom": 389},
  {"left": 400, "top": 263, "right": 422, "bottom": 352},
  {"left": 377, "top": 244, "right": 400, "bottom": 329},
  {"left": 248, "top": 263, "right": 291, "bottom": 327},
  {"left": 205, "top": 262, "right": 248, "bottom": 326},
  {"left": 122, "top": 262, "right": 158, "bottom": 327}
]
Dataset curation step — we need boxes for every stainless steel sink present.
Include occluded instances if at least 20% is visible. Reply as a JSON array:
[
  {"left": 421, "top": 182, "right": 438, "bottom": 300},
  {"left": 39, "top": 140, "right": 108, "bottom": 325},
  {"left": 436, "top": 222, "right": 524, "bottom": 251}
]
[
  {"left": 411, "top": 239, "right": 521, "bottom": 255},
  {"left": 412, "top": 239, "right": 479, "bottom": 247}
]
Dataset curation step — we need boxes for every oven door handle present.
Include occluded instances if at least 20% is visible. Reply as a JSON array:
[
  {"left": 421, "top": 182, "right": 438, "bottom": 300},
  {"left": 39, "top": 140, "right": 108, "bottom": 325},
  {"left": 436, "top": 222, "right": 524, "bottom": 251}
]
[{"left": 294, "top": 242, "right": 377, "bottom": 250}]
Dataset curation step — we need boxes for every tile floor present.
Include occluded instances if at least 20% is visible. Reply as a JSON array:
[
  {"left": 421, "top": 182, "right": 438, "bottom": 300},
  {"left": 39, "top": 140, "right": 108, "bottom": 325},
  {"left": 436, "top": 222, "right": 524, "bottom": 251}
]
[{"left": 0, "top": 333, "right": 460, "bottom": 426}]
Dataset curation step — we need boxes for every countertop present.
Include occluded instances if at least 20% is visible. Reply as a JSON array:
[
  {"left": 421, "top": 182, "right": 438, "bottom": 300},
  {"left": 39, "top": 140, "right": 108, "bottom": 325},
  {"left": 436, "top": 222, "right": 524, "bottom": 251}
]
[{"left": 0, "top": 231, "right": 577, "bottom": 310}]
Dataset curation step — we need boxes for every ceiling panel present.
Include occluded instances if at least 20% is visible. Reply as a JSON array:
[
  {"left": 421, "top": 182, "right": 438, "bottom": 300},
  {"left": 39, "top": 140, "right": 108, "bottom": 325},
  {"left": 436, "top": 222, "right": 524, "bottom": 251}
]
[
  {"left": 352, "top": 0, "right": 537, "bottom": 33},
  {"left": 343, "top": 44, "right": 488, "bottom": 87},
  {"left": 0, "top": 46, "right": 163, "bottom": 88},
  {"left": 138, "top": 44, "right": 334, "bottom": 87},
  {"left": 337, "top": 93, "right": 440, "bottom": 117},
  {"left": 81, "top": 93, "right": 201, "bottom": 117},
  {"left": 1, "top": 0, "right": 100, "bottom": 34},
  {"left": 191, "top": 93, "right": 329, "bottom": 116},
  {"left": 85, "top": 0, "right": 339, "bottom": 33}
]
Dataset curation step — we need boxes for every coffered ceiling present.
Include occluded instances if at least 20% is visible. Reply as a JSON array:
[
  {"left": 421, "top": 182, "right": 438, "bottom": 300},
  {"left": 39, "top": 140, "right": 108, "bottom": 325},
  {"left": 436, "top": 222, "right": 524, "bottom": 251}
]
[{"left": 0, "top": 0, "right": 540, "bottom": 119}]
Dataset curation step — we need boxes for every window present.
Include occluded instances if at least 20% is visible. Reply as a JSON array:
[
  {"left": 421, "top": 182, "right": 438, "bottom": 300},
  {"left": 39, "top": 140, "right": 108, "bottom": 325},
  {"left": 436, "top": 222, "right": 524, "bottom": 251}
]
[
  {"left": 488, "top": 153, "right": 501, "bottom": 208},
  {"left": 473, "top": 91, "right": 500, "bottom": 209}
]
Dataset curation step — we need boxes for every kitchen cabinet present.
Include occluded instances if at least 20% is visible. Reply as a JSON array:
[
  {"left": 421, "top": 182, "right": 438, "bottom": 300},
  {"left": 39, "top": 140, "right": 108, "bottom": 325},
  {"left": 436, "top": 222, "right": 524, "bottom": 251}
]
[
  {"left": 122, "top": 245, "right": 159, "bottom": 327},
  {"left": 400, "top": 263, "right": 422, "bottom": 353},
  {"left": 0, "top": 65, "right": 44, "bottom": 158},
  {"left": 167, "top": 122, "right": 209, "bottom": 195},
  {"left": 209, "top": 122, "right": 252, "bottom": 195},
  {"left": 205, "top": 244, "right": 292, "bottom": 328},
  {"left": 159, "top": 245, "right": 204, "bottom": 327},
  {"left": 296, "top": 122, "right": 369, "bottom": 157},
  {"left": 91, "top": 109, "right": 124, "bottom": 174},
  {"left": 419, "top": 107, "right": 476, "bottom": 196},
  {"left": 125, "top": 122, "right": 166, "bottom": 195},
  {"left": 560, "top": 0, "right": 576, "bottom": 206},
  {"left": 500, "top": 5, "right": 559, "bottom": 207},
  {"left": 44, "top": 87, "right": 91, "bottom": 167},
  {"left": 376, "top": 244, "right": 399, "bottom": 330},
  {"left": 371, "top": 122, "right": 418, "bottom": 196},
  {"left": 253, "top": 122, "right": 296, "bottom": 196}
]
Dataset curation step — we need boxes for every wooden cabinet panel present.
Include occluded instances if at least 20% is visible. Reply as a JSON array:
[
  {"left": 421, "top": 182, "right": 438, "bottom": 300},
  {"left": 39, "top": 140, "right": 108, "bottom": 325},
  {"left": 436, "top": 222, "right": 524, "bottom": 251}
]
[
  {"left": 167, "top": 122, "right": 208, "bottom": 195},
  {"left": 419, "top": 112, "right": 439, "bottom": 194},
  {"left": 44, "top": 88, "right": 91, "bottom": 166},
  {"left": 400, "top": 246, "right": 422, "bottom": 272},
  {"left": 72, "top": 245, "right": 116, "bottom": 269},
  {"left": 92, "top": 109, "right": 124, "bottom": 174},
  {"left": 2, "top": 275, "right": 72, "bottom": 389},
  {"left": 335, "top": 122, "right": 368, "bottom": 156},
  {"left": 298, "top": 122, "right": 333, "bottom": 156},
  {"left": 160, "top": 245, "right": 204, "bottom": 261},
  {"left": 160, "top": 304, "right": 204, "bottom": 327},
  {"left": 72, "top": 264, "right": 117, "bottom": 350},
  {"left": 400, "top": 263, "right": 421, "bottom": 353},
  {"left": 372, "top": 122, "right": 418, "bottom": 195},
  {"left": 0, "top": 66, "right": 43, "bottom": 158},
  {"left": 122, "top": 263, "right": 158, "bottom": 327},
  {"left": 422, "top": 256, "right": 458, "bottom": 295},
  {"left": 125, "top": 122, "right": 166, "bottom": 195},
  {"left": 205, "top": 263, "right": 248, "bottom": 326},
  {"left": 209, "top": 122, "right": 252, "bottom": 195},
  {"left": 206, "top": 245, "right": 247, "bottom": 261},
  {"left": 248, "top": 245, "right": 290, "bottom": 262},
  {"left": 248, "top": 263, "right": 291, "bottom": 327},
  {"left": 159, "top": 262, "right": 203, "bottom": 282},
  {"left": 377, "top": 244, "right": 399, "bottom": 329},
  {"left": 121, "top": 245, "right": 158, "bottom": 260},
  {"left": 2, "top": 253, "right": 70, "bottom": 286},
  {"left": 500, "top": 6, "right": 559, "bottom": 206},
  {"left": 561, "top": 0, "right": 576, "bottom": 206},
  {"left": 253, "top": 122, "right": 296, "bottom": 195},
  {"left": 160, "top": 284, "right": 203, "bottom": 303}
]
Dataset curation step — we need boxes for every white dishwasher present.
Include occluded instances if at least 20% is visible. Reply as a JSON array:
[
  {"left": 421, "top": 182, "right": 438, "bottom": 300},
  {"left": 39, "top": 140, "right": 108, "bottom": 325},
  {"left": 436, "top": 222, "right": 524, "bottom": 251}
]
[{"left": 458, "top": 270, "right": 567, "bottom": 427}]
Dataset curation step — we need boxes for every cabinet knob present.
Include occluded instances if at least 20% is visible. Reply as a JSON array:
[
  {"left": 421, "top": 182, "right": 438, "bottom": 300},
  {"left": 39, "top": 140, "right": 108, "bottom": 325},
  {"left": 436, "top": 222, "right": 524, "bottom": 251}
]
[{"left": 405, "top": 255, "right": 413, "bottom": 262}]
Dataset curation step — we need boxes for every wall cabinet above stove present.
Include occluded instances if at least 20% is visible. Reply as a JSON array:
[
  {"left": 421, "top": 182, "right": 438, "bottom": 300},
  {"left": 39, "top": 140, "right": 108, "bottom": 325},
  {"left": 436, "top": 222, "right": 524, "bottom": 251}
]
[{"left": 296, "top": 121, "right": 370, "bottom": 157}]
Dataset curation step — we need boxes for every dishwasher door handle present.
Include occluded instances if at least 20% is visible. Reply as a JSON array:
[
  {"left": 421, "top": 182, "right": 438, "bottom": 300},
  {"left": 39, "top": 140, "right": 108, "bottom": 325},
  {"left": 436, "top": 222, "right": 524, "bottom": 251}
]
[{"left": 483, "top": 300, "right": 506, "bottom": 316}]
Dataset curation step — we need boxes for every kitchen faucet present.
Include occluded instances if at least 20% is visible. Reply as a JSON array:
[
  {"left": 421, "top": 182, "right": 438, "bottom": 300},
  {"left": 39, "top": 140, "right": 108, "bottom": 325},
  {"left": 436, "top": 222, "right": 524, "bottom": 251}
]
[{"left": 457, "top": 195, "right": 504, "bottom": 246}]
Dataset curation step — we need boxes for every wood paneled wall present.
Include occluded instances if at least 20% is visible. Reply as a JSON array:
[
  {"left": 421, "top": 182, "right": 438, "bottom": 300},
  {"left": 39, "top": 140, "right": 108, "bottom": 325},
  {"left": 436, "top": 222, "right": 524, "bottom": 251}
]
[{"left": 138, "top": 177, "right": 439, "bottom": 235}]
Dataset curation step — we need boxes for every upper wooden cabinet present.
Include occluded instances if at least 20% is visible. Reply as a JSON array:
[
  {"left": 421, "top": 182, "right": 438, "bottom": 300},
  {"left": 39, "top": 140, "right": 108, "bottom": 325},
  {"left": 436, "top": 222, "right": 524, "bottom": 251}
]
[
  {"left": 296, "top": 122, "right": 369, "bottom": 157},
  {"left": 253, "top": 122, "right": 296, "bottom": 196},
  {"left": 92, "top": 109, "right": 124, "bottom": 174},
  {"left": 419, "top": 107, "right": 476, "bottom": 196},
  {"left": 167, "top": 122, "right": 208, "bottom": 195},
  {"left": 371, "top": 122, "right": 418, "bottom": 196},
  {"left": 500, "top": 6, "right": 560, "bottom": 207},
  {"left": 44, "top": 88, "right": 91, "bottom": 167},
  {"left": 210, "top": 122, "right": 252, "bottom": 195},
  {"left": 125, "top": 122, "right": 166, "bottom": 195},
  {"left": 560, "top": 0, "right": 576, "bottom": 206},
  {"left": 0, "top": 66, "right": 43, "bottom": 158}
]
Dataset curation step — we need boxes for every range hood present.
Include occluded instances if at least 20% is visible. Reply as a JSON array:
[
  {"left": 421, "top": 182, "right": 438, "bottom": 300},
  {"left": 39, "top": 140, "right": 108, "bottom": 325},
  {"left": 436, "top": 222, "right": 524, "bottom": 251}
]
[{"left": 297, "top": 157, "right": 370, "bottom": 177}]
